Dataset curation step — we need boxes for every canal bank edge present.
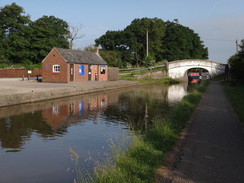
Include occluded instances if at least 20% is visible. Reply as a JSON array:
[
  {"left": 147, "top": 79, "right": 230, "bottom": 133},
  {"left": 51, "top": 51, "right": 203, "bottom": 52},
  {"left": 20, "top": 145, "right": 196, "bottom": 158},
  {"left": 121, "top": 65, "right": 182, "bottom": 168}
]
[{"left": 0, "top": 80, "right": 140, "bottom": 107}]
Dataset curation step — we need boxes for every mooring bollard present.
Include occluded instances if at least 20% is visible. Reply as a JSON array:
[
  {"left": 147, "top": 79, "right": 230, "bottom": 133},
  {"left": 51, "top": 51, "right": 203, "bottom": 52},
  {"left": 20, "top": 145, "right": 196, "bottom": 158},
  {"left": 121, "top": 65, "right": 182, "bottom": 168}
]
[{"left": 22, "top": 75, "right": 24, "bottom": 81}]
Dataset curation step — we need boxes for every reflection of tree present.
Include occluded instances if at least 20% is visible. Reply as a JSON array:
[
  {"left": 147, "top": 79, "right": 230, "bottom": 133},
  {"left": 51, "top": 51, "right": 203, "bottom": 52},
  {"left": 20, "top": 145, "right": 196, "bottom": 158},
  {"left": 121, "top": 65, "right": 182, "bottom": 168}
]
[
  {"left": 103, "top": 86, "right": 171, "bottom": 134},
  {"left": 0, "top": 111, "right": 66, "bottom": 150}
]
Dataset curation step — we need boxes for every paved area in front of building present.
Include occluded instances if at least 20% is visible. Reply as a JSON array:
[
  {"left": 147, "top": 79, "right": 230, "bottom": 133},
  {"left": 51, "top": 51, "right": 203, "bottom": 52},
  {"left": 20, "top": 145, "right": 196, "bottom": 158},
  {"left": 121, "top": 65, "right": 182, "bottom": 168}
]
[{"left": 0, "top": 78, "right": 138, "bottom": 107}]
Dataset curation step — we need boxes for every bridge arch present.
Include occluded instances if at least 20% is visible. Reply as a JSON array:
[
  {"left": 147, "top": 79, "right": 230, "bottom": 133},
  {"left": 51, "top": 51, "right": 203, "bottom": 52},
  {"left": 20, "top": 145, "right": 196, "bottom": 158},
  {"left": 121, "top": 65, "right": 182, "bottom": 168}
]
[{"left": 166, "top": 59, "right": 226, "bottom": 81}]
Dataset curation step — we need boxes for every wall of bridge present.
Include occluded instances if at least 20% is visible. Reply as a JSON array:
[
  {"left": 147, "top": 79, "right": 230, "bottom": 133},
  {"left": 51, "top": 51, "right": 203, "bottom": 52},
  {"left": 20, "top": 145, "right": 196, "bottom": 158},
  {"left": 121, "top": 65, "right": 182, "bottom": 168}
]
[{"left": 167, "top": 60, "right": 226, "bottom": 80}]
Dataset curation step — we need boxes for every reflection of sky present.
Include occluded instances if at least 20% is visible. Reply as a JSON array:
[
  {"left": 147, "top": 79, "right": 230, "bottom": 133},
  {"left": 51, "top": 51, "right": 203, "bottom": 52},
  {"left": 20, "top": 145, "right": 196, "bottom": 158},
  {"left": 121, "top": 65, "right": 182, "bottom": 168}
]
[{"left": 0, "top": 132, "right": 75, "bottom": 183}]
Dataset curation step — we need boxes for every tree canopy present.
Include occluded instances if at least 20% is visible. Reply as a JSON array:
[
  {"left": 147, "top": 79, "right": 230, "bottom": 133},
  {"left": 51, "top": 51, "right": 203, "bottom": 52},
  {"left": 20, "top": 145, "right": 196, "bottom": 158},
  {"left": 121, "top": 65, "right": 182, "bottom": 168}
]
[
  {"left": 0, "top": 3, "right": 32, "bottom": 64},
  {"left": 30, "top": 15, "right": 69, "bottom": 63},
  {"left": 0, "top": 3, "right": 208, "bottom": 68},
  {"left": 162, "top": 20, "right": 208, "bottom": 61},
  {"left": 95, "top": 18, "right": 208, "bottom": 68},
  {"left": 0, "top": 3, "right": 70, "bottom": 65},
  {"left": 228, "top": 40, "right": 244, "bottom": 80}
]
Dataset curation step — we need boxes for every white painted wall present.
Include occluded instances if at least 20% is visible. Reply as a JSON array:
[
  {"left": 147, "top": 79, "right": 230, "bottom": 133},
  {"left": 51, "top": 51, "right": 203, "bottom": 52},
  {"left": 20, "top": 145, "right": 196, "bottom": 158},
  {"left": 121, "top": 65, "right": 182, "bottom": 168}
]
[{"left": 167, "top": 60, "right": 225, "bottom": 80}]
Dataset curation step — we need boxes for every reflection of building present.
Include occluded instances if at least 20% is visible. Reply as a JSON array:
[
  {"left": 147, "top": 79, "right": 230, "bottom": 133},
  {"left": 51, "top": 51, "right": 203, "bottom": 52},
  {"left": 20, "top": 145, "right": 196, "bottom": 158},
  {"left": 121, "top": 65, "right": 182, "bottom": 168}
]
[{"left": 42, "top": 95, "right": 108, "bottom": 130}]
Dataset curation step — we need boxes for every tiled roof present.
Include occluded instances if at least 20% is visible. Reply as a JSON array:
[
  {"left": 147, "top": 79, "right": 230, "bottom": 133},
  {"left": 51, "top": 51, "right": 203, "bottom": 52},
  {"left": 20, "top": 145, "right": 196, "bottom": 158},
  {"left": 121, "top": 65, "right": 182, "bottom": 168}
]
[{"left": 55, "top": 48, "right": 107, "bottom": 65}]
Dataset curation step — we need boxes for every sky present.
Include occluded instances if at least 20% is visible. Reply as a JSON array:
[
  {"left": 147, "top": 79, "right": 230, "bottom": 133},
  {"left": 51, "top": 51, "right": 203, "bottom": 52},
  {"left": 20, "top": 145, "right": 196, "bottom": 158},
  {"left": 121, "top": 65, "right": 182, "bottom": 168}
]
[{"left": 1, "top": 0, "right": 244, "bottom": 64}]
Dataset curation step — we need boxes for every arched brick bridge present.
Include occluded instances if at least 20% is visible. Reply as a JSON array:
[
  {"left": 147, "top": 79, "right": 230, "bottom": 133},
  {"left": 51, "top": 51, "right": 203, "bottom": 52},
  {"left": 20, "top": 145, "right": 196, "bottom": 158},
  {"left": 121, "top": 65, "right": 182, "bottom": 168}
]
[{"left": 166, "top": 59, "right": 226, "bottom": 81}]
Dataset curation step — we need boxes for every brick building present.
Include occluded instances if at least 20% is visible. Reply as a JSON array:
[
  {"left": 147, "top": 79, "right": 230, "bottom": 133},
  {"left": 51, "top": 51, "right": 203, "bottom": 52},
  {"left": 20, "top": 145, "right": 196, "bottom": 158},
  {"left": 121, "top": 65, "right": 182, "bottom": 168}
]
[{"left": 42, "top": 48, "right": 108, "bottom": 83}]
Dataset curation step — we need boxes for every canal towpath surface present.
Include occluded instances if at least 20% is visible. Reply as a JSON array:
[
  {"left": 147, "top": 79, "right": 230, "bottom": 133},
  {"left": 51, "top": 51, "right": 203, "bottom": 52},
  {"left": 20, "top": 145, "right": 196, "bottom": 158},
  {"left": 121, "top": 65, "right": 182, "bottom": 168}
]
[
  {"left": 0, "top": 78, "right": 139, "bottom": 107},
  {"left": 156, "top": 81, "right": 244, "bottom": 183}
]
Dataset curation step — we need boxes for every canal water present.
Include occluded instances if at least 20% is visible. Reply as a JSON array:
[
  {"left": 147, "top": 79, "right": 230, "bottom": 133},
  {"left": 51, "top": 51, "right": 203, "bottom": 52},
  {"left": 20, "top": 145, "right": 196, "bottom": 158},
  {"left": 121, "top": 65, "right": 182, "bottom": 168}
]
[{"left": 0, "top": 83, "right": 188, "bottom": 183}]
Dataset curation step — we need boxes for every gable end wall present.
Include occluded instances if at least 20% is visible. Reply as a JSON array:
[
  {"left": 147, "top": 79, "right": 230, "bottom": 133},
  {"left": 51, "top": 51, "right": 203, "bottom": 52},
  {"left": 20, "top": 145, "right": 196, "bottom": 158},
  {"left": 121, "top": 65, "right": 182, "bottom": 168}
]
[{"left": 42, "top": 49, "right": 69, "bottom": 83}]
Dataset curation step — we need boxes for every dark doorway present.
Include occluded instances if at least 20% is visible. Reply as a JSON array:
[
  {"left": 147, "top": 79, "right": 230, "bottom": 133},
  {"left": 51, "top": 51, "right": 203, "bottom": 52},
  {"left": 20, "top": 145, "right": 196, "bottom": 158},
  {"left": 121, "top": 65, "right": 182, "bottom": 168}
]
[
  {"left": 70, "top": 64, "right": 74, "bottom": 81},
  {"left": 88, "top": 65, "right": 92, "bottom": 81}
]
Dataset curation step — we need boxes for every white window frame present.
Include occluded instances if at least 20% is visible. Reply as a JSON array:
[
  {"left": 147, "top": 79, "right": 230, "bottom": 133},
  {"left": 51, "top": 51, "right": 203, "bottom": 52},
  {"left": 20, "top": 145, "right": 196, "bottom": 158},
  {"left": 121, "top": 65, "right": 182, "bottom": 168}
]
[
  {"left": 100, "top": 66, "right": 106, "bottom": 74},
  {"left": 53, "top": 65, "right": 60, "bottom": 72},
  {"left": 52, "top": 106, "right": 60, "bottom": 115}
]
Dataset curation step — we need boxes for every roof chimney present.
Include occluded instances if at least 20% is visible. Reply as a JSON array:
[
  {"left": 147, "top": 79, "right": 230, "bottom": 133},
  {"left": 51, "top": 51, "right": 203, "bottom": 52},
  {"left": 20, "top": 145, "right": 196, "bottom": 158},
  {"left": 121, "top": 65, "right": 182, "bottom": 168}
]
[{"left": 94, "top": 48, "right": 99, "bottom": 54}]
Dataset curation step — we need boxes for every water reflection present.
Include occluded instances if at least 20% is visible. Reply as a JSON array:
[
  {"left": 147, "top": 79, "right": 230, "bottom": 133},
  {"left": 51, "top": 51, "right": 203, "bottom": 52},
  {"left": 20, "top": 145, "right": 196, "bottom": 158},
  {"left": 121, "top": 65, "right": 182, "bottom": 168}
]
[
  {"left": 0, "top": 83, "right": 188, "bottom": 183},
  {"left": 42, "top": 95, "right": 108, "bottom": 130},
  {"left": 0, "top": 94, "right": 110, "bottom": 151},
  {"left": 0, "top": 111, "right": 52, "bottom": 151},
  {"left": 167, "top": 83, "right": 188, "bottom": 106},
  {"left": 0, "top": 83, "right": 189, "bottom": 151},
  {"left": 103, "top": 86, "right": 170, "bottom": 133}
]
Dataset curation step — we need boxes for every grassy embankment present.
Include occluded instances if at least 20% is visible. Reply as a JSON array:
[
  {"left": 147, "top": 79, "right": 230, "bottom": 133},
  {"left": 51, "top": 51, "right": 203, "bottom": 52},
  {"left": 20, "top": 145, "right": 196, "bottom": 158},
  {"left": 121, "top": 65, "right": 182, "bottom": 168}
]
[
  {"left": 71, "top": 81, "right": 209, "bottom": 183},
  {"left": 222, "top": 80, "right": 244, "bottom": 124},
  {"left": 119, "top": 66, "right": 180, "bottom": 84}
]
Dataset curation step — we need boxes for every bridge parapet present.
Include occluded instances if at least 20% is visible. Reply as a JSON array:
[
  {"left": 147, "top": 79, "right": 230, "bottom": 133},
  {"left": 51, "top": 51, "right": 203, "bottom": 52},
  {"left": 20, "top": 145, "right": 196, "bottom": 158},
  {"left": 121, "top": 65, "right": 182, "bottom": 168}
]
[{"left": 167, "top": 59, "right": 226, "bottom": 80}]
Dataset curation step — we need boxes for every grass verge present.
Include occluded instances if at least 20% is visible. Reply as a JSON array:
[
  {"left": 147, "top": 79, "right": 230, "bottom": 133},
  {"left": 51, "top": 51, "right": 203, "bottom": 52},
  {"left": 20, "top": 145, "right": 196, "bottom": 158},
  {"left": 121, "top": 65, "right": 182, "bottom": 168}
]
[
  {"left": 137, "top": 78, "right": 180, "bottom": 84},
  {"left": 222, "top": 80, "right": 244, "bottom": 124},
  {"left": 119, "top": 74, "right": 180, "bottom": 84},
  {"left": 72, "top": 81, "right": 209, "bottom": 183}
]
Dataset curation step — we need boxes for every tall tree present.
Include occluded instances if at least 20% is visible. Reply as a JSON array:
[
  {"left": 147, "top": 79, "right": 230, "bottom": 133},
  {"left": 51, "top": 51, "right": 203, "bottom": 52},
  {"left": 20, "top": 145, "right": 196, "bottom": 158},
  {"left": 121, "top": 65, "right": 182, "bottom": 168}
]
[
  {"left": 30, "top": 15, "right": 70, "bottom": 63},
  {"left": 99, "top": 50, "right": 125, "bottom": 68},
  {"left": 95, "top": 30, "right": 125, "bottom": 50},
  {"left": 0, "top": 3, "right": 32, "bottom": 63},
  {"left": 95, "top": 18, "right": 208, "bottom": 68},
  {"left": 162, "top": 20, "right": 208, "bottom": 61},
  {"left": 124, "top": 18, "right": 166, "bottom": 66},
  {"left": 96, "top": 18, "right": 166, "bottom": 67},
  {"left": 228, "top": 39, "right": 244, "bottom": 80}
]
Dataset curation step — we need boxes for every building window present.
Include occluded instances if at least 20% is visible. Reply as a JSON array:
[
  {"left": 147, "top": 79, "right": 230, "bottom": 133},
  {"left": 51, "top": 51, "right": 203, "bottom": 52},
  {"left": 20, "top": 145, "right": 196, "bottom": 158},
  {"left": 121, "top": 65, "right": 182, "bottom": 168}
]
[
  {"left": 100, "top": 66, "right": 106, "bottom": 74},
  {"left": 53, "top": 65, "right": 60, "bottom": 72},
  {"left": 52, "top": 106, "right": 60, "bottom": 115}
]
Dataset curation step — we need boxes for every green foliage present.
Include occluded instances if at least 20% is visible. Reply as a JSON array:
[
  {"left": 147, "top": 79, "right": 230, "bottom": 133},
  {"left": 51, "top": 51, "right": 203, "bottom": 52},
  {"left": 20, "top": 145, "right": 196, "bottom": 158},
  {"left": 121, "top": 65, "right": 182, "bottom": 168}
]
[
  {"left": 211, "top": 73, "right": 225, "bottom": 81},
  {"left": 163, "top": 20, "right": 208, "bottom": 61},
  {"left": 96, "top": 18, "right": 166, "bottom": 67},
  {"left": 228, "top": 39, "right": 244, "bottom": 80},
  {"left": 23, "top": 60, "right": 42, "bottom": 70},
  {"left": 223, "top": 81, "right": 244, "bottom": 123},
  {"left": 143, "top": 55, "right": 155, "bottom": 68},
  {"left": 145, "top": 120, "right": 178, "bottom": 151},
  {"left": 93, "top": 137, "right": 162, "bottom": 183},
  {"left": 95, "top": 18, "right": 208, "bottom": 68},
  {"left": 137, "top": 78, "right": 179, "bottom": 84},
  {"left": 0, "top": 3, "right": 70, "bottom": 64},
  {"left": 0, "top": 3, "right": 32, "bottom": 64},
  {"left": 99, "top": 50, "right": 125, "bottom": 68},
  {"left": 124, "top": 18, "right": 166, "bottom": 66},
  {"left": 30, "top": 15, "right": 69, "bottom": 63}
]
